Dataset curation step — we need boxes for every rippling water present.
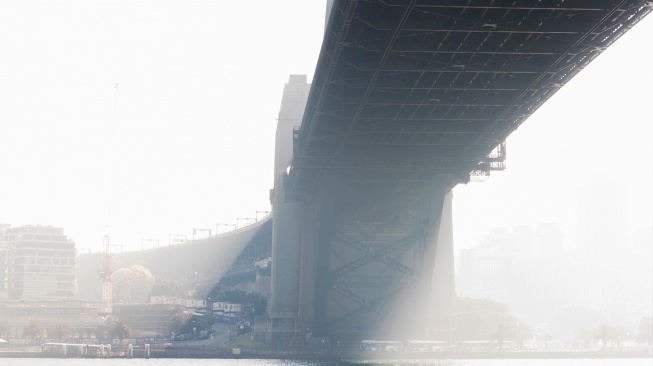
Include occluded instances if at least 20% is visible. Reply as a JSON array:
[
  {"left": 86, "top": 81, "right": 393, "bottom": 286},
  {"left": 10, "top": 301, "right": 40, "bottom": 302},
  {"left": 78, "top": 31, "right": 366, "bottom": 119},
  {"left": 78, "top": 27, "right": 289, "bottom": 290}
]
[{"left": 0, "top": 358, "right": 650, "bottom": 366}]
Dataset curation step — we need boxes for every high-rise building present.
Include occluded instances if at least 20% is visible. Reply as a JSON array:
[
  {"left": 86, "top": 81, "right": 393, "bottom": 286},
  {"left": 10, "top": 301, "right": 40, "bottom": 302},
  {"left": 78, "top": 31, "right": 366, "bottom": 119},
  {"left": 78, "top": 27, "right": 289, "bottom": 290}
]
[
  {"left": 456, "top": 224, "right": 569, "bottom": 323},
  {"left": 1, "top": 225, "right": 76, "bottom": 299}
]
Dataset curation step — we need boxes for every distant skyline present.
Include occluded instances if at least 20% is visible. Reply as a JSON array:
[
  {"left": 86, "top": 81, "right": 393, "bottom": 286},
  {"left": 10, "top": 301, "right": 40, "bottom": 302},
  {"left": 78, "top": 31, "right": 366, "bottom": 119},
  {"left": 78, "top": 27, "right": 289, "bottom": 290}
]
[{"left": 1, "top": 1, "right": 651, "bottom": 253}]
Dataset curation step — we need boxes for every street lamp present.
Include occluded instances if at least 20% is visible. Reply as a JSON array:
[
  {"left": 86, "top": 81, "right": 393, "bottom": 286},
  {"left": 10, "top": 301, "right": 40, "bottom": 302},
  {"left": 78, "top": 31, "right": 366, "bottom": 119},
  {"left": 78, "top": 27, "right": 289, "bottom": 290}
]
[
  {"left": 168, "top": 234, "right": 187, "bottom": 246},
  {"left": 215, "top": 223, "right": 237, "bottom": 235},
  {"left": 192, "top": 228, "right": 211, "bottom": 240},
  {"left": 236, "top": 218, "right": 255, "bottom": 228},
  {"left": 255, "top": 211, "right": 271, "bottom": 221}
]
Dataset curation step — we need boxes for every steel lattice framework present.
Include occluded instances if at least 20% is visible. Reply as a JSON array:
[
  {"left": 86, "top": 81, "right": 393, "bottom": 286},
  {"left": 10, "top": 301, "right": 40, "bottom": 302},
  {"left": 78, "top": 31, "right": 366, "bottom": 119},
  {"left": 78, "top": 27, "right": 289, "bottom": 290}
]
[
  {"left": 288, "top": 0, "right": 650, "bottom": 192},
  {"left": 275, "top": 0, "right": 650, "bottom": 343}
]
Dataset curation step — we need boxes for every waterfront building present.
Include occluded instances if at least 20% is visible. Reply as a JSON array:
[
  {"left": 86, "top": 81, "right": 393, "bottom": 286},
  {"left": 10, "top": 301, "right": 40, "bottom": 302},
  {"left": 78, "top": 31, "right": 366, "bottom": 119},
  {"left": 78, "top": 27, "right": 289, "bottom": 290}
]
[
  {"left": 0, "top": 299, "right": 101, "bottom": 339},
  {"left": 112, "top": 303, "right": 184, "bottom": 337},
  {"left": 0, "top": 225, "right": 76, "bottom": 299}
]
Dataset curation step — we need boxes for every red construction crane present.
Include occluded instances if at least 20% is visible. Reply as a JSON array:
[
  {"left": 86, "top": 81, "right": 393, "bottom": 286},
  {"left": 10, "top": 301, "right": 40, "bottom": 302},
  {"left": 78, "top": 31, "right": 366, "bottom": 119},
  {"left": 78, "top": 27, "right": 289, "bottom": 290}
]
[{"left": 99, "top": 235, "right": 112, "bottom": 314}]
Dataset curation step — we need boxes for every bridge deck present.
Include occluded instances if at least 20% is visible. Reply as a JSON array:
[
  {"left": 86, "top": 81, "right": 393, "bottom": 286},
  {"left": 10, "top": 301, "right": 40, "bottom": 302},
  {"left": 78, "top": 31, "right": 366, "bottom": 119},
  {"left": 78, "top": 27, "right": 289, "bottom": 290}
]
[{"left": 288, "top": 0, "right": 650, "bottom": 190}]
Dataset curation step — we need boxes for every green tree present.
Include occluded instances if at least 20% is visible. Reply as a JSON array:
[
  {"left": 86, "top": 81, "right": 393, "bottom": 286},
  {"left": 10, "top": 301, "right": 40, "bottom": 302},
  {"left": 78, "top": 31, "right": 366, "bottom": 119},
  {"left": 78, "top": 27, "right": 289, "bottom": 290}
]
[
  {"left": 112, "top": 265, "right": 156, "bottom": 303},
  {"left": 110, "top": 319, "right": 130, "bottom": 342},
  {"left": 169, "top": 311, "right": 214, "bottom": 336},
  {"left": 169, "top": 311, "right": 193, "bottom": 335},
  {"left": 196, "top": 313, "right": 216, "bottom": 332},
  {"left": 0, "top": 320, "right": 11, "bottom": 339},
  {"left": 23, "top": 319, "right": 46, "bottom": 340},
  {"left": 48, "top": 322, "right": 73, "bottom": 341},
  {"left": 253, "top": 296, "right": 267, "bottom": 316}
]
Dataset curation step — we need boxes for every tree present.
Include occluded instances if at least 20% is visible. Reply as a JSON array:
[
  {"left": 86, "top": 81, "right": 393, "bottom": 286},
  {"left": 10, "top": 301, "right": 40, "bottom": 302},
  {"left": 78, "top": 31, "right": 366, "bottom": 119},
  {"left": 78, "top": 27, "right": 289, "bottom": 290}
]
[
  {"left": 169, "top": 311, "right": 214, "bottom": 337},
  {"left": 111, "top": 319, "right": 130, "bottom": 342},
  {"left": 23, "top": 319, "right": 46, "bottom": 340},
  {"left": 150, "top": 278, "right": 183, "bottom": 298},
  {"left": 537, "top": 333, "right": 554, "bottom": 350},
  {"left": 112, "top": 265, "right": 155, "bottom": 303},
  {"left": 573, "top": 327, "right": 595, "bottom": 349},
  {"left": 0, "top": 320, "right": 11, "bottom": 339},
  {"left": 196, "top": 313, "right": 216, "bottom": 332},
  {"left": 637, "top": 317, "right": 652, "bottom": 345},
  {"left": 593, "top": 323, "right": 628, "bottom": 350},
  {"left": 48, "top": 322, "right": 72, "bottom": 341},
  {"left": 514, "top": 322, "right": 533, "bottom": 349},
  {"left": 452, "top": 297, "right": 521, "bottom": 346},
  {"left": 493, "top": 319, "right": 514, "bottom": 349},
  {"left": 169, "top": 311, "right": 193, "bottom": 335},
  {"left": 594, "top": 323, "right": 616, "bottom": 350},
  {"left": 612, "top": 325, "right": 627, "bottom": 349},
  {"left": 253, "top": 295, "right": 267, "bottom": 317}
]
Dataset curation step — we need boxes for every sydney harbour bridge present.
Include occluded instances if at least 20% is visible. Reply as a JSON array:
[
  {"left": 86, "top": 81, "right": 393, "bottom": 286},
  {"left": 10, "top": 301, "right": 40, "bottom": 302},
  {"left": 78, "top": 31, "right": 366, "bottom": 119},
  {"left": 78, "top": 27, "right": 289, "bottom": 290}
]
[{"left": 87, "top": 0, "right": 651, "bottom": 350}]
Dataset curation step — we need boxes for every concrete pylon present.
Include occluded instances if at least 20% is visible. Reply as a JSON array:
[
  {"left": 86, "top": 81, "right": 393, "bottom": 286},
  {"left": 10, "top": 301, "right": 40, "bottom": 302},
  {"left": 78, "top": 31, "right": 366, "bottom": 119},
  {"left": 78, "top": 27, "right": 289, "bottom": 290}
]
[
  {"left": 267, "top": 75, "right": 311, "bottom": 344},
  {"left": 412, "top": 180, "right": 452, "bottom": 338},
  {"left": 430, "top": 190, "right": 456, "bottom": 339}
]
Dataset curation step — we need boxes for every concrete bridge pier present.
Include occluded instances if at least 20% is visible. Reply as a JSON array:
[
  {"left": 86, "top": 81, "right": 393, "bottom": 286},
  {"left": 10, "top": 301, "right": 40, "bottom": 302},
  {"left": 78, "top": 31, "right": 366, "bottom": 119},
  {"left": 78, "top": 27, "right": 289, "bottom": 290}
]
[
  {"left": 429, "top": 190, "right": 456, "bottom": 339},
  {"left": 268, "top": 168, "right": 458, "bottom": 347},
  {"left": 266, "top": 75, "right": 311, "bottom": 345},
  {"left": 305, "top": 174, "right": 458, "bottom": 342},
  {"left": 414, "top": 188, "right": 456, "bottom": 339},
  {"left": 266, "top": 176, "right": 302, "bottom": 345}
]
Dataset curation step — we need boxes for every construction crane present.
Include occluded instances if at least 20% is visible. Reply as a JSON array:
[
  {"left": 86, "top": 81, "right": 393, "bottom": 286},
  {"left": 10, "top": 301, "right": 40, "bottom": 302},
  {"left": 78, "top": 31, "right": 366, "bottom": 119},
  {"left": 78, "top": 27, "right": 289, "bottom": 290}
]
[
  {"left": 99, "top": 83, "right": 120, "bottom": 315},
  {"left": 99, "top": 235, "right": 112, "bottom": 315},
  {"left": 99, "top": 235, "right": 123, "bottom": 315}
]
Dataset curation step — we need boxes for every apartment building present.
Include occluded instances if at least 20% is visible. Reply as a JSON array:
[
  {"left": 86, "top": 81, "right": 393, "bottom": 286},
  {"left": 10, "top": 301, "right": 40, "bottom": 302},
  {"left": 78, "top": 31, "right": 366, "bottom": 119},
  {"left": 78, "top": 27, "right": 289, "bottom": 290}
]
[{"left": 1, "top": 225, "right": 76, "bottom": 299}]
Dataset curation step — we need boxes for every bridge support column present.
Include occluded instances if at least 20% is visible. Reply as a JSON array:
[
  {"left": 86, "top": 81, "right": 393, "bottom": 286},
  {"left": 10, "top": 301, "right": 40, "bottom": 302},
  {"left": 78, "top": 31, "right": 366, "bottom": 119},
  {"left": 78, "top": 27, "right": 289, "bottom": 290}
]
[
  {"left": 429, "top": 190, "right": 456, "bottom": 339},
  {"left": 266, "top": 195, "right": 301, "bottom": 344},
  {"left": 412, "top": 181, "right": 447, "bottom": 337},
  {"left": 296, "top": 172, "right": 459, "bottom": 342},
  {"left": 410, "top": 179, "right": 456, "bottom": 340},
  {"left": 296, "top": 201, "right": 316, "bottom": 333},
  {"left": 311, "top": 172, "right": 336, "bottom": 338},
  {"left": 266, "top": 75, "right": 311, "bottom": 345}
]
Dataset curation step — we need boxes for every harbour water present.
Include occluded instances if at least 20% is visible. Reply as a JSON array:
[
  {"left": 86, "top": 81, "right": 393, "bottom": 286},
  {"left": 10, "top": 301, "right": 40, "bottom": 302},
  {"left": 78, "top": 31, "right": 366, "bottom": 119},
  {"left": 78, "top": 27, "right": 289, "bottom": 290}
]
[{"left": 0, "top": 358, "right": 650, "bottom": 366}]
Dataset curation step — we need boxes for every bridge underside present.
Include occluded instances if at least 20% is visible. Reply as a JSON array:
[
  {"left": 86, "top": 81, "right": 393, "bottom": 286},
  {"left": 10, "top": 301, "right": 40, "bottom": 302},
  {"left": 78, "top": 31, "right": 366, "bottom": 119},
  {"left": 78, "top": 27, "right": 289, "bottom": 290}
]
[
  {"left": 289, "top": 0, "right": 650, "bottom": 183},
  {"left": 269, "top": 0, "right": 650, "bottom": 348}
]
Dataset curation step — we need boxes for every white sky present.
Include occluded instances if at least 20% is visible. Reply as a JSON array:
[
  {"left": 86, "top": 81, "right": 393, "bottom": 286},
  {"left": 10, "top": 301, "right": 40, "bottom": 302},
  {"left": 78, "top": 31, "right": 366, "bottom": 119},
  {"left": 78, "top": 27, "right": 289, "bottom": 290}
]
[{"left": 1, "top": 1, "right": 651, "bottom": 253}]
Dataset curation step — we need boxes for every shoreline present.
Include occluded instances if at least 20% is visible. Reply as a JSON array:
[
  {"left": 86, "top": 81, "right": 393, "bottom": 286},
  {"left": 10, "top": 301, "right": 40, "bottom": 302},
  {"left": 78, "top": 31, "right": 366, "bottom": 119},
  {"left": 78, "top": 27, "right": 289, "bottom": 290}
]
[
  {"left": 2, "top": 349, "right": 650, "bottom": 360},
  {"left": 155, "top": 350, "right": 653, "bottom": 360}
]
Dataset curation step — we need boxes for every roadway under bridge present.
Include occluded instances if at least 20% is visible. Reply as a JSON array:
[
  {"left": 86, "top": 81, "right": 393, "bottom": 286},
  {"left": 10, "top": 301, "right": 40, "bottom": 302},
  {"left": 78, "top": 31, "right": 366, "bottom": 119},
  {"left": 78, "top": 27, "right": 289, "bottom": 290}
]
[
  {"left": 267, "top": 0, "right": 651, "bottom": 349},
  {"left": 75, "top": 217, "right": 272, "bottom": 302}
]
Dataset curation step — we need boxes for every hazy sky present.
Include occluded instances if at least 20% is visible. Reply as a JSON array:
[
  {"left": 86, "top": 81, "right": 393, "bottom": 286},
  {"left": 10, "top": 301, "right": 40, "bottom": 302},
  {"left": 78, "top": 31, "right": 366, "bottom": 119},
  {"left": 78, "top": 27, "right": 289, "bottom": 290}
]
[{"left": 1, "top": 1, "right": 651, "bottom": 253}]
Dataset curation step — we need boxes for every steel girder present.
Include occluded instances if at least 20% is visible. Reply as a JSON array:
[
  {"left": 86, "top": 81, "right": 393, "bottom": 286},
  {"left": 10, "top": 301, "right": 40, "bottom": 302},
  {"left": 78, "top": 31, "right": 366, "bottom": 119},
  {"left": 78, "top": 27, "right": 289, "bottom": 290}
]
[
  {"left": 311, "top": 171, "right": 454, "bottom": 339},
  {"left": 286, "top": 0, "right": 651, "bottom": 196}
]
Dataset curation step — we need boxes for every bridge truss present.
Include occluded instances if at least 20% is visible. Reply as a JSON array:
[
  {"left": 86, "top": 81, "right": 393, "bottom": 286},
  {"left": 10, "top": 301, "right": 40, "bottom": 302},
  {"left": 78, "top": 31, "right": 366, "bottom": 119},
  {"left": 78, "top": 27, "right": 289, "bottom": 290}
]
[{"left": 276, "top": 0, "right": 651, "bottom": 344}]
